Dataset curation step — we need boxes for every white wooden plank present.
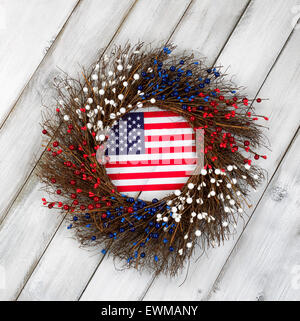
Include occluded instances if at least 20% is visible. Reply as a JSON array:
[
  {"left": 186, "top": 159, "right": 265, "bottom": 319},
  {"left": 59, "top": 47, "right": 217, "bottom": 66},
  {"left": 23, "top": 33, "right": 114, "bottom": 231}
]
[
  {"left": 0, "top": 0, "right": 78, "bottom": 127},
  {"left": 80, "top": 0, "right": 251, "bottom": 301},
  {"left": 208, "top": 129, "right": 300, "bottom": 301},
  {"left": 0, "top": 179, "right": 62, "bottom": 300},
  {"left": 0, "top": 0, "right": 137, "bottom": 301},
  {"left": 142, "top": 0, "right": 300, "bottom": 301},
  {"left": 16, "top": 0, "right": 193, "bottom": 301}
]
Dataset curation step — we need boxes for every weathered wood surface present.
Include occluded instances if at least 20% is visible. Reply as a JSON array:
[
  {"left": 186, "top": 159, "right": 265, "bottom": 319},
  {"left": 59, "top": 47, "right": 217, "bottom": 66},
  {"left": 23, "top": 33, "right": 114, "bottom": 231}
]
[
  {"left": 0, "top": 0, "right": 299, "bottom": 301},
  {"left": 0, "top": 0, "right": 78, "bottom": 127}
]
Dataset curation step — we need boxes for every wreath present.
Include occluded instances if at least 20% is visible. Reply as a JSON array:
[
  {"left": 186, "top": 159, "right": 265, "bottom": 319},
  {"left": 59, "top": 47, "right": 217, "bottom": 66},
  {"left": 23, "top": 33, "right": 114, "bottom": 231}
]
[{"left": 38, "top": 43, "right": 268, "bottom": 275}]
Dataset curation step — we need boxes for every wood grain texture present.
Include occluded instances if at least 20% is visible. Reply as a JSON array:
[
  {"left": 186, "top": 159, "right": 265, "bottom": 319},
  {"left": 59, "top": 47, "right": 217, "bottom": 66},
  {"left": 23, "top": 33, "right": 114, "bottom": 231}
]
[
  {"left": 207, "top": 28, "right": 300, "bottom": 301},
  {"left": 16, "top": 0, "right": 192, "bottom": 301},
  {"left": 0, "top": 0, "right": 137, "bottom": 301},
  {"left": 142, "top": 0, "right": 300, "bottom": 301},
  {"left": 208, "top": 129, "right": 300, "bottom": 301},
  {"left": 0, "top": 0, "right": 78, "bottom": 127},
  {"left": 0, "top": 179, "right": 62, "bottom": 300}
]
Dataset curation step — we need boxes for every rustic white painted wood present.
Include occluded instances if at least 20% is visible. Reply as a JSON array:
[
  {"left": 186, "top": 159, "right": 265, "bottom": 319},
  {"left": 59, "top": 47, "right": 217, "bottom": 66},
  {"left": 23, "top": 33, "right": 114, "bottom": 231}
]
[
  {"left": 207, "top": 27, "right": 300, "bottom": 300},
  {"left": 16, "top": 0, "right": 193, "bottom": 301},
  {"left": 0, "top": 0, "right": 78, "bottom": 127},
  {"left": 0, "top": 179, "right": 63, "bottom": 300},
  {"left": 0, "top": 0, "right": 298, "bottom": 301},
  {"left": 208, "top": 129, "right": 300, "bottom": 301},
  {"left": 0, "top": 0, "right": 137, "bottom": 301},
  {"left": 142, "top": 0, "right": 300, "bottom": 301}
]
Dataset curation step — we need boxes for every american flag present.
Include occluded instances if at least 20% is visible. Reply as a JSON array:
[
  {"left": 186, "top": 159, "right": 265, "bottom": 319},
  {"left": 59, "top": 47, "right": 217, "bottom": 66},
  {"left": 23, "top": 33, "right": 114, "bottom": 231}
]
[{"left": 104, "top": 107, "right": 200, "bottom": 200}]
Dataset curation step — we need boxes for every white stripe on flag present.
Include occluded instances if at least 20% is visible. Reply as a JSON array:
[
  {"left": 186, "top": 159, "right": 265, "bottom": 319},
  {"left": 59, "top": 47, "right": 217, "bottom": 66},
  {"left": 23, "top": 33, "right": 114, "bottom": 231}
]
[
  {"left": 111, "top": 177, "right": 188, "bottom": 186},
  {"left": 107, "top": 152, "right": 197, "bottom": 162},
  {"left": 145, "top": 140, "right": 195, "bottom": 148}
]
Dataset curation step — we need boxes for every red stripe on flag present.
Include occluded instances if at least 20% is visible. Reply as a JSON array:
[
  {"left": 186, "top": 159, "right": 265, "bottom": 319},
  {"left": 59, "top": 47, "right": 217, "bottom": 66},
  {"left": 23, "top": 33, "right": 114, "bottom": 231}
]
[
  {"left": 144, "top": 122, "right": 191, "bottom": 130},
  {"left": 108, "top": 170, "right": 192, "bottom": 180},
  {"left": 146, "top": 146, "right": 196, "bottom": 154},
  {"left": 143, "top": 111, "right": 179, "bottom": 118},
  {"left": 116, "top": 183, "right": 185, "bottom": 192},
  {"left": 145, "top": 134, "right": 195, "bottom": 142},
  {"left": 105, "top": 158, "right": 198, "bottom": 168}
]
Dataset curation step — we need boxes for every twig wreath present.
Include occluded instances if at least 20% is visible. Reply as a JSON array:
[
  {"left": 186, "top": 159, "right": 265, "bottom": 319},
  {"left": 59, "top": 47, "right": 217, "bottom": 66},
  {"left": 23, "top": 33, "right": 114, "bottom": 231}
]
[{"left": 38, "top": 43, "right": 268, "bottom": 275}]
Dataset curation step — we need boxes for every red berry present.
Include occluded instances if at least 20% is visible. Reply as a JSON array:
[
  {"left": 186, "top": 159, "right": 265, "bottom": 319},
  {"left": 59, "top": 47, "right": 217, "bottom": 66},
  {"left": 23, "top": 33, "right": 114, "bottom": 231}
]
[
  {"left": 51, "top": 178, "right": 56, "bottom": 183},
  {"left": 63, "top": 205, "right": 70, "bottom": 210},
  {"left": 93, "top": 196, "right": 99, "bottom": 202},
  {"left": 71, "top": 193, "right": 77, "bottom": 199},
  {"left": 69, "top": 145, "right": 75, "bottom": 150},
  {"left": 95, "top": 203, "right": 101, "bottom": 208},
  {"left": 70, "top": 180, "right": 76, "bottom": 185},
  {"left": 80, "top": 205, "right": 86, "bottom": 210},
  {"left": 106, "top": 201, "right": 111, "bottom": 207},
  {"left": 73, "top": 200, "right": 79, "bottom": 205},
  {"left": 254, "top": 154, "right": 259, "bottom": 160},
  {"left": 88, "top": 204, "right": 94, "bottom": 210},
  {"left": 56, "top": 189, "right": 61, "bottom": 195},
  {"left": 42, "top": 129, "right": 47, "bottom": 135},
  {"left": 244, "top": 140, "right": 250, "bottom": 146},
  {"left": 101, "top": 213, "right": 107, "bottom": 219},
  {"left": 256, "top": 98, "right": 261, "bottom": 103},
  {"left": 128, "top": 207, "right": 134, "bottom": 213},
  {"left": 53, "top": 141, "right": 59, "bottom": 147}
]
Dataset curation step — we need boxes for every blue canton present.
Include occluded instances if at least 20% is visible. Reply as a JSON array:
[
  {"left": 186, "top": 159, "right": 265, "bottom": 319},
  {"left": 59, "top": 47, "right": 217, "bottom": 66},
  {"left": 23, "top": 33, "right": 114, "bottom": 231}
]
[{"left": 105, "top": 112, "right": 145, "bottom": 156}]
